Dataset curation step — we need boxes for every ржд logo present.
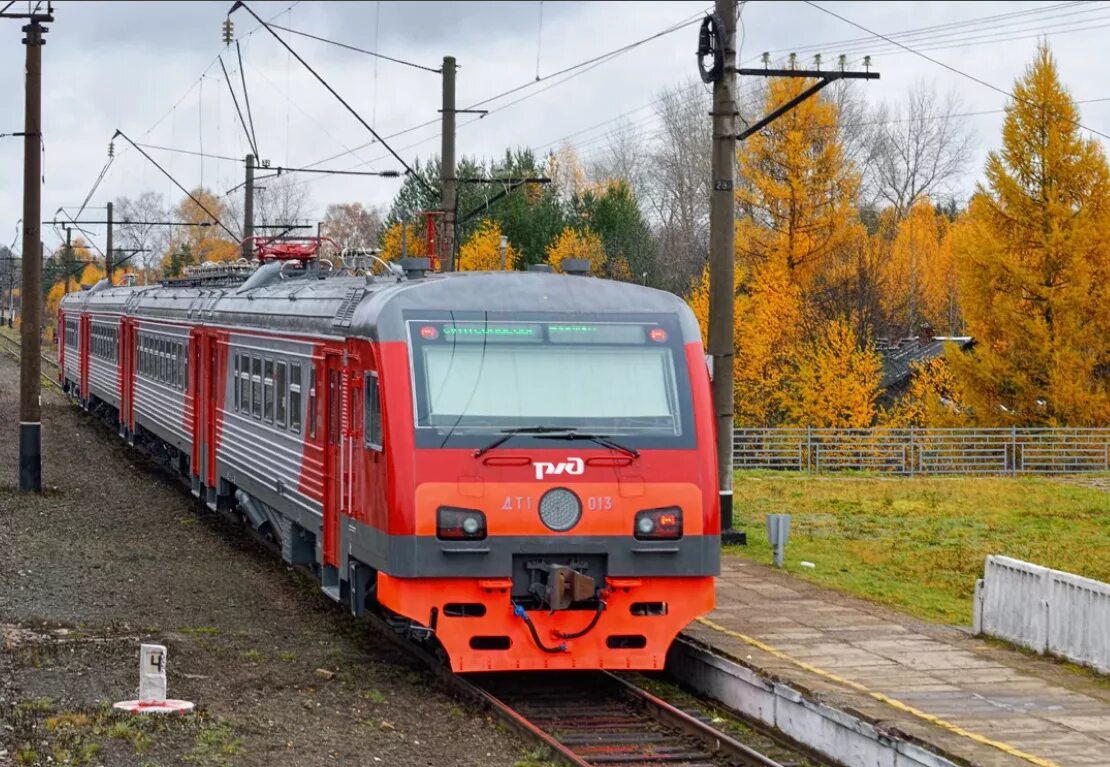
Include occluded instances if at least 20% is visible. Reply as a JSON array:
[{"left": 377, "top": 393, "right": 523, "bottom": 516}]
[{"left": 533, "top": 457, "right": 584, "bottom": 480}]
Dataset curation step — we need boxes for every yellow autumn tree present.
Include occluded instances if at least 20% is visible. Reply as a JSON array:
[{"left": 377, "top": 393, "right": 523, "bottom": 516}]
[
  {"left": 686, "top": 266, "right": 711, "bottom": 345},
  {"left": 378, "top": 221, "right": 427, "bottom": 262},
  {"left": 45, "top": 281, "right": 66, "bottom": 322},
  {"left": 951, "top": 43, "right": 1110, "bottom": 425},
  {"left": 782, "top": 319, "right": 882, "bottom": 428},
  {"left": 884, "top": 199, "right": 957, "bottom": 334},
  {"left": 78, "top": 262, "right": 105, "bottom": 287},
  {"left": 546, "top": 227, "right": 605, "bottom": 274},
  {"left": 734, "top": 261, "right": 805, "bottom": 426},
  {"left": 163, "top": 188, "right": 238, "bottom": 271},
  {"left": 457, "top": 219, "right": 519, "bottom": 271},
  {"left": 735, "top": 77, "right": 866, "bottom": 292}
]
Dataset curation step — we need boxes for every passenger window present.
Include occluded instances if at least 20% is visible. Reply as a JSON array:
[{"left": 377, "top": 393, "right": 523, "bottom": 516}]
[
  {"left": 365, "top": 372, "right": 382, "bottom": 450},
  {"left": 233, "top": 354, "right": 241, "bottom": 410},
  {"left": 251, "top": 356, "right": 262, "bottom": 419},
  {"left": 290, "top": 362, "right": 302, "bottom": 434},
  {"left": 275, "top": 361, "right": 287, "bottom": 427},
  {"left": 263, "top": 358, "right": 274, "bottom": 423}
]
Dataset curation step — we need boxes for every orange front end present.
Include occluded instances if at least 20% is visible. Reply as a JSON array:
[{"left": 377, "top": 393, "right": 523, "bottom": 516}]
[{"left": 379, "top": 573, "right": 715, "bottom": 672}]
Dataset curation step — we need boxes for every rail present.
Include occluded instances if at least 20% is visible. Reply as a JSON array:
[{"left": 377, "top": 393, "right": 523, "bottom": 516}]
[
  {"left": 0, "top": 329, "right": 60, "bottom": 390},
  {"left": 734, "top": 427, "right": 1110, "bottom": 475}
]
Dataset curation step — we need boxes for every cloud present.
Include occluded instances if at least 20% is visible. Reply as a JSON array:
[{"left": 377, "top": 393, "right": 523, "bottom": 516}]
[{"left": 1, "top": 0, "right": 1107, "bottom": 257}]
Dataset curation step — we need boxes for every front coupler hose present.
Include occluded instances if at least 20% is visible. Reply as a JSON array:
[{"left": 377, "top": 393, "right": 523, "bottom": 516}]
[
  {"left": 554, "top": 599, "right": 606, "bottom": 640},
  {"left": 513, "top": 603, "right": 567, "bottom": 653}
]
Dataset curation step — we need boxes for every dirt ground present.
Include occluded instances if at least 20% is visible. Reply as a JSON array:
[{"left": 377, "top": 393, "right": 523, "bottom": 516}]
[{"left": 0, "top": 352, "right": 531, "bottom": 767}]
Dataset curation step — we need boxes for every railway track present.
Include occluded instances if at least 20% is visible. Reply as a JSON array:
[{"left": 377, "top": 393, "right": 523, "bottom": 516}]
[
  {"left": 0, "top": 330, "right": 60, "bottom": 389},
  {"left": 469, "top": 671, "right": 795, "bottom": 767},
  {"left": 5, "top": 330, "right": 819, "bottom": 767},
  {"left": 361, "top": 611, "right": 817, "bottom": 767}
]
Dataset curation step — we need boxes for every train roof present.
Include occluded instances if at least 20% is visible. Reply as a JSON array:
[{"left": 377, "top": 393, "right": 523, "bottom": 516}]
[{"left": 60, "top": 270, "right": 702, "bottom": 343}]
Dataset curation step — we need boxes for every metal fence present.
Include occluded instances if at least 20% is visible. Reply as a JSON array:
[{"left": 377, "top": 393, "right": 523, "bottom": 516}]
[{"left": 733, "top": 427, "right": 1110, "bottom": 475}]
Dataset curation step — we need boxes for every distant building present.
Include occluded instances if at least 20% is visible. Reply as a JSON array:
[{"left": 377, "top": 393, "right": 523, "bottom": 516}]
[{"left": 877, "top": 325, "right": 973, "bottom": 400}]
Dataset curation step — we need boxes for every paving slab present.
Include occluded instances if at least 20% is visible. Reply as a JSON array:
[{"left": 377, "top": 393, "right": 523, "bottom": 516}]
[{"left": 682, "top": 557, "right": 1110, "bottom": 767}]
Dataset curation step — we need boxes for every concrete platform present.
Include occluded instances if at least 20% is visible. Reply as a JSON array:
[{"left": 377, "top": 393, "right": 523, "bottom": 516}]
[{"left": 679, "top": 557, "right": 1110, "bottom": 767}]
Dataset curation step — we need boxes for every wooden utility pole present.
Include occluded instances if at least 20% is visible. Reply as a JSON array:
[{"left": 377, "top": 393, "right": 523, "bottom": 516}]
[
  {"left": 704, "top": 0, "right": 739, "bottom": 540},
  {"left": 105, "top": 200, "right": 113, "bottom": 283},
  {"left": 242, "top": 153, "right": 255, "bottom": 259},
  {"left": 440, "top": 56, "right": 456, "bottom": 271},
  {"left": 18, "top": 14, "right": 49, "bottom": 492}
]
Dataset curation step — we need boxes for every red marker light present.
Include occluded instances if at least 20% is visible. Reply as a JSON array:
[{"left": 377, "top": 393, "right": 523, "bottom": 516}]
[
  {"left": 649, "top": 327, "right": 667, "bottom": 342},
  {"left": 658, "top": 513, "right": 678, "bottom": 529},
  {"left": 420, "top": 325, "right": 438, "bottom": 340}
]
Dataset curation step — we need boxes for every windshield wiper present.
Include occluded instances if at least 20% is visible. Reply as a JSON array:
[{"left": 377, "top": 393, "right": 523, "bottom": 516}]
[
  {"left": 473, "top": 427, "right": 640, "bottom": 459},
  {"left": 473, "top": 426, "right": 573, "bottom": 457},
  {"left": 534, "top": 430, "right": 641, "bottom": 459}
]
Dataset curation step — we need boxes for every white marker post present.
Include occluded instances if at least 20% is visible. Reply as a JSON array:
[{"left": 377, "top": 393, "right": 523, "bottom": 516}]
[{"left": 114, "top": 643, "right": 194, "bottom": 714}]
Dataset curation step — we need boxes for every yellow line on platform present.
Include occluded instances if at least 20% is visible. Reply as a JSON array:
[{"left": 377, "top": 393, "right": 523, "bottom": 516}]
[{"left": 695, "top": 616, "right": 1062, "bottom": 767}]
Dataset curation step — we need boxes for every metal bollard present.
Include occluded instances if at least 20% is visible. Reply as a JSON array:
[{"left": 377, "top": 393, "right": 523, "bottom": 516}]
[{"left": 766, "top": 513, "right": 791, "bottom": 568}]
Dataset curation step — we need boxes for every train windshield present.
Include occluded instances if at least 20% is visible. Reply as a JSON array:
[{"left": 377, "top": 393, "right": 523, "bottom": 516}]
[{"left": 406, "top": 314, "right": 695, "bottom": 449}]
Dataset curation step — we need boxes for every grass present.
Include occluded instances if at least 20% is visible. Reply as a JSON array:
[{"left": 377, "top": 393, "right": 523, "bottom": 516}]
[{"left": 729, "top": 471, "right": 1110, "bottom": 624}]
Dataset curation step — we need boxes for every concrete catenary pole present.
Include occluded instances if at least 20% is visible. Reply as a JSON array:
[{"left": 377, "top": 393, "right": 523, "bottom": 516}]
[
  {"left": 707, "top": 0, "right": 738, "bottom": 536},
  {"left": 19, "top": 18, "right": 45, "bottom": 492},
  {"left": 242, "top": 154, "right": 255, "bottom": 260},
  {"left": 440, "top": 56, "right": 456, "bottom": 272},
  {"left": 105, "top": 200, "right": 113, "bottom": 283}
]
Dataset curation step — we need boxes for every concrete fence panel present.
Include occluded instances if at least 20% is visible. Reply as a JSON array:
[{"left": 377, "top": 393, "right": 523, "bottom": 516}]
[{"left": 974, "top": 555, "right": 1110, "bottom": 674}]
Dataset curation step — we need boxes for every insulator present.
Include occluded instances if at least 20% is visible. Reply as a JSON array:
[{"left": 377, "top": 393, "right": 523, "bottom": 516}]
[{"left": 222, "top": 18, "right": 234, "bottom": 45}]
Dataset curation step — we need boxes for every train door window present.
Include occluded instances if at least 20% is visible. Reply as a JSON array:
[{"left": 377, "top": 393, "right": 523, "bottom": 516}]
[
  {"left": 308, "top": 365, "right": 317, "bottom": 439},
  {"left": 263, "top": 358, "right": 274, "bottom": 424},
  {"left": 364, "top": 372, "right": 382, "bottom": 451},
  {"left": 327, "top": 369, "right": 340, "bottom": 446},
  {"left": 233, "top": 354, "right": 241, "bottom": 410},
  {"left": 179, "top": 342, "right": 186, "bottom": 389},
  {"left": 289, "top": 362, "right": 302, "bottom": 434},
  {"left": 275, "top": 361, "right": 287, "bottom": 427},
  {"left": 251, "top": 355, "right": 262, "bottom": 419},
  {"left": 238, "top": 354, "right": 250, "bottom": 414}
]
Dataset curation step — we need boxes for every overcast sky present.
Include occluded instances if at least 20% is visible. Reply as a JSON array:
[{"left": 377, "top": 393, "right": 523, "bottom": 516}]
[{"left": 2, "top": 0, "right": 1109, "bottom": 255}]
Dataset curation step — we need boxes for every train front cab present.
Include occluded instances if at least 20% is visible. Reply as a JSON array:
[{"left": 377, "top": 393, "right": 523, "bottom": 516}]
[{"left": 372, "top": 311, "right": 720, "bottom": 672}]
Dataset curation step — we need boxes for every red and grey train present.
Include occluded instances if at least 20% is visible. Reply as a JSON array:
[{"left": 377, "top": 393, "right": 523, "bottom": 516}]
[{"left": 58, "top": 247, "right": 720, "bottom": 672}]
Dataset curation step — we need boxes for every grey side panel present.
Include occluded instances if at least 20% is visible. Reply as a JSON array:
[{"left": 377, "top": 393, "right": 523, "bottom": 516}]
[
  {"left": 346, "top": 528, "right": 720, "bottom": 579},
  {"left": 217, "top": 412, "right": 320, "bottom": 523},
  {"left": 134, "top": 378, "right": 190, "bottom": 452},
  {"left": 87, "top": 354, "right": 120, "bottom": 407}
]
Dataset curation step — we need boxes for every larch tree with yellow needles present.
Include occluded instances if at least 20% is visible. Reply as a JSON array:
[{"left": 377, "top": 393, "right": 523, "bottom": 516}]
[{"left": 952, "top": 43, "right": 1110, "bottom": 425}]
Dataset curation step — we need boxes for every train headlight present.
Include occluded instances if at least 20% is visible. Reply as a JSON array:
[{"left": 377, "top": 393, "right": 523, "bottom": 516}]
[
  {"left": 538, "top": 488, "right": 582, "bottom": 532},
  {"left": 437, "top": 507, "right": 487, "bottom": 541},
  {"left": 634, "top": 507, "right": 682, "bottom": 540}
]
